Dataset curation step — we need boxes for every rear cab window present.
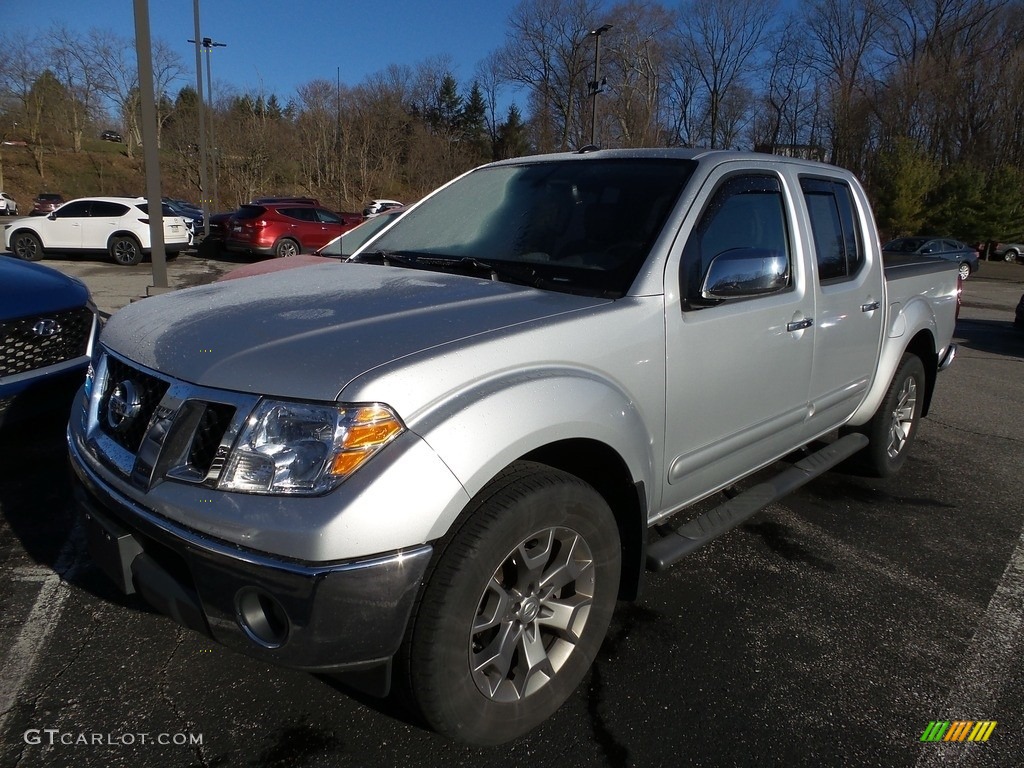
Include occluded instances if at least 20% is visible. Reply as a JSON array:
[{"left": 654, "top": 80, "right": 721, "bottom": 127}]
[{"left": 799, "top": 176, "right": 864, "bottom": 283}]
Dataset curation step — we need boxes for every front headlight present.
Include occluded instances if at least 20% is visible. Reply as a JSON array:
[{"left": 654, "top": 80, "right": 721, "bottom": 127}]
[{"left": 219, "top": 399, "right": 404, "bottom": 495}]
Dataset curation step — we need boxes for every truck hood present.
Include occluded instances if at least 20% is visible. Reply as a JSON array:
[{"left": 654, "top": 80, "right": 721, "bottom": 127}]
[{"left": 101, "top": 262, "right": 607, "bottom": 401}]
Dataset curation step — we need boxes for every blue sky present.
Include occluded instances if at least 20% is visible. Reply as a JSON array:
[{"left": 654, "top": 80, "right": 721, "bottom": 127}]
[{"left": 10, "top": 0, "right": 524, "bottom": 105}]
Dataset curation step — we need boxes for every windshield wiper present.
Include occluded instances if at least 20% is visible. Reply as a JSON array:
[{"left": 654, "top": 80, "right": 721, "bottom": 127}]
[{"left": 347, "top": 250, "right": 421, "bottom": 268}]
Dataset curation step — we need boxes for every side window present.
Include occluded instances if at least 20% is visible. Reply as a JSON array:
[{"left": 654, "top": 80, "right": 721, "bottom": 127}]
[
  {"left": 281, "top": 207, "right": 315, "bottom": 222},
  {"left": 93, "top": 202, "right": 129, "bottom": 217},
  {"left": 316, "top": 209, "right": 342, "bottom": 224},
  {"left": 800, "top": 177, "right": 864, "bottom": 283},
  {"left": 53, "top": 201, "right": 91, "bottom": 218},
  {"left": 680, "top": 174, "right": 790, "bottom": 308}
]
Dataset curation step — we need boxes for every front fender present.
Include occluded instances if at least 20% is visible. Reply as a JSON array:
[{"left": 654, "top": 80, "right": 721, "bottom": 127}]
[{"left": 408, "top": 366, "right": 658, "bottom": 542}]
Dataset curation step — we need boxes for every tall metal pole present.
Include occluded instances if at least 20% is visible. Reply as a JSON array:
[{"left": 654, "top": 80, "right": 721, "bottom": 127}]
[
  {"left": 589, "top": 24, "right": 612, "bottom": 147},
  {"left": 205, "top": 46, "right": 217, "bottom": 213},
  {"left": 197, "top": 37, "right": 226, "bottom": 211},
  {"left": 132, "top": 0, "right": 167, "bottom": 291},
  {"left": 190, "top": 3, "right": 209, "bottom": 236}
]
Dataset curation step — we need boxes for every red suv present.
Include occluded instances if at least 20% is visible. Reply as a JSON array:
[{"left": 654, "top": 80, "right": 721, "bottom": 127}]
[{"left": 225, "top": 203, "right": 361, "bottom": 258}]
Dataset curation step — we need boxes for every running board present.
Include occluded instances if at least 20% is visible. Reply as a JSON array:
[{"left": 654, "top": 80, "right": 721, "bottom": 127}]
[{"left": 645, "top": 433, "right": 869, "bottom": 571}]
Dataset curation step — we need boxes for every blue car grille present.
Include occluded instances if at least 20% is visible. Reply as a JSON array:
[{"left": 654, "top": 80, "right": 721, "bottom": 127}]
[{"left": 0, "top": 306, "right": 93, "bottom": 377}]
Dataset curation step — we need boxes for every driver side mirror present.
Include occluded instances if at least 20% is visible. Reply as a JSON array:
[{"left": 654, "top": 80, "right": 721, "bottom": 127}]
[
  {"left": 47, "top": 212, "right": 57, "bottom": 220},
  {"left": 701, "top": 247, "right": 789, "bottom": 301}
]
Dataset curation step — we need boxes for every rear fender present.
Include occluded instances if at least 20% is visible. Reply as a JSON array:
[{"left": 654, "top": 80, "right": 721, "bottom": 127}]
[{"left": 848, "top": 295, "right": 939, "bottom": 425}]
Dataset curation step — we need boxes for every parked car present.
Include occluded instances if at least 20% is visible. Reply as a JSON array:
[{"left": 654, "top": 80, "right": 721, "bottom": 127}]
[
  {"left": 162, "top": 198, "right": 203, "bottom": 244},
  {"left": 0, "top": 192, "right": 18, "bottom": 216},
  {"left": 0, "top": 255, "right": 100, "bottom": 427},
  {"left": 4, "top": 196, "right": 191, "bottom": 266},
  {"left": 882, "top": 236, "right": 980, "bottom": 280},
  {"left": 218, "top": 206, "right": 409, "bottom": 282},
  {"left": 31, "top": 193, "right": 65, "bottom": 216},
  {"left": 363, "top": 198, "right": 403, "bottom": 217},
  {"left": 225, "top": 202, "right": 362, "bottom": 258},
  {"left": 100, "top": 130, "right": 124, "bottom": 143},
  {"left": 993, "top": 242, "right": 1023, "bottom": 263}
]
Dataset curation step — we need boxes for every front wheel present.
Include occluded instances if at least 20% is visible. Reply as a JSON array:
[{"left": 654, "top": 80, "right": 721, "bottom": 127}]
[
  {"left": 110, "top": 235, "right": 143, "bottom": 266},
  {"left": 11, "top": 231, "right": 44, "bottom": 261},
  {"left": 401, "top": 462, "right": 621, "bottom": 746},
  {"left": 847, "top": 353, "right": 925, "bottom": 477}
]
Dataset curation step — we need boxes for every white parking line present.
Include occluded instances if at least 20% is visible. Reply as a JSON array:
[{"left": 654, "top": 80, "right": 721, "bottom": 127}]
[
  {"left": 914, "top": 525, "right": 1024, "bottom": 766},
  {"left": 0, "top": 527, "right": 80, "bottom": 735}
]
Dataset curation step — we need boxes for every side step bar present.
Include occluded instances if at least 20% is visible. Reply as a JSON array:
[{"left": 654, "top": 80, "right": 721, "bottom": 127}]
[{"left": 645, "top": 433, "right": 869, "bottom": 571}]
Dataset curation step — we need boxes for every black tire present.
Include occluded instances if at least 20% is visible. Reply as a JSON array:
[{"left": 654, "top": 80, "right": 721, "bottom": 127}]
[
  {"left": 109, "top": 235, "right": 143, "bottom": 266},
  {"left": 1006, "top": 250, "right": 1020, "bottom": 263},
  {"left": 957, "top": 261, "right": 971, "bottom": 280},
  {"left": 848, "top": 353, "right": 926, "bottom": 477},
  {"left": 274, "top": 238, "right": 299, "bottom": 258},
  {"left": 400, "top": 461, "right": 621, "bottom": 746},
  {"left": 11, "top": 231, "right": 44, "bottom": 261}
]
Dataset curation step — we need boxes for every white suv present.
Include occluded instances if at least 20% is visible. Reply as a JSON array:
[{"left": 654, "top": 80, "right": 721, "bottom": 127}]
[
  {"left": 0, "top": 192, "right": 18, "bottom": 215},
  {"left": 3, "top": 196, "right": 190, "bottom": 266}
]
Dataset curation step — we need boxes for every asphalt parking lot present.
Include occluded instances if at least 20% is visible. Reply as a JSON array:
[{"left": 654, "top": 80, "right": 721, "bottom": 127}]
[{"left": 1, "top": 254, "right": 1022, "bottom": 767}]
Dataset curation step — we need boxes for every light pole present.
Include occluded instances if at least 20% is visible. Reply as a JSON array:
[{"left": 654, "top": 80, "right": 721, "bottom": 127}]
[
  {"left": 188, "top": 35, "right": 226, "bottom": 212},
  {"left": 188, "top": 2, "right": 209, "bottom": 235},
  {"left": 588, "top": 24, "right": 612, "bottom": 147}
]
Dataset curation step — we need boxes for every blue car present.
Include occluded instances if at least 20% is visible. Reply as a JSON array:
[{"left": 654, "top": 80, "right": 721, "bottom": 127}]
[{"left": 0, "top": 255, "right": 100, "bottom": 426}]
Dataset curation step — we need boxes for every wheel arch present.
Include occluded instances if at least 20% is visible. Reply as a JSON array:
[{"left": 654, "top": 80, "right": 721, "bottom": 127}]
[
  {"left": 522, "top": 439, "right": 647, "bottom": 601},
  {"left": 108, "top": 230, "right": 145, "bottom": 250},
  {"left": 9, "top": 226, "right": 45, "bottom": 248}
]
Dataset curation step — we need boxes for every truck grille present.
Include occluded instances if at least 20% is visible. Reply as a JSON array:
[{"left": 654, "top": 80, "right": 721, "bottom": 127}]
[
  {"left": 92, "top": 351, "right": 249, "bottom": 489},
  {"left": 99, "top": 356, "right": 170, "bottom": 453},
  {"left": 0, "top": 306, "right": 94, "bottom": 376}
]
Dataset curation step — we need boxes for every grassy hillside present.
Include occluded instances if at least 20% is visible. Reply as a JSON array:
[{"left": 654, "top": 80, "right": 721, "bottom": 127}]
[{"left": 1, "top": 138, "right": 197, "bottom": 213}]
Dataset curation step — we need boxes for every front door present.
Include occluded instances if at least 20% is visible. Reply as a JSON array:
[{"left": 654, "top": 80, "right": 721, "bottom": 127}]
[{"left": 662, "top": 167, "right": 814, "bottom": 512}]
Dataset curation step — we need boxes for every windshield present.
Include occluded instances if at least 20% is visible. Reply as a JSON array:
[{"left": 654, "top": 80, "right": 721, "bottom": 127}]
[{"left": 366, "top": 158, "right": 695, "bottom": 297}]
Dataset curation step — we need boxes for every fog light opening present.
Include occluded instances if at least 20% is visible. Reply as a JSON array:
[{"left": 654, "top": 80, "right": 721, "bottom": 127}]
[{"left": 236, "top": 588, "right": 290, "bottom": 648}]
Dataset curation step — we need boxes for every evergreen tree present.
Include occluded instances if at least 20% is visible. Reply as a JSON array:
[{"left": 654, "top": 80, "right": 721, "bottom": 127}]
[{"left": 496, "top": 104, "right": 531, "bottom": 159}]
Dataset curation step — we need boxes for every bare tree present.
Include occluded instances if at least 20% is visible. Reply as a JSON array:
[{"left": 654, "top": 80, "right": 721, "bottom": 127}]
[
  {"left": 498, "top": 0, "right": 602, "bottom": 151},
  {"left": 48, "top": 25, "right": 107, "bottom": 152},
  {"left": 674, "top": 0, "right": 776, "bottom": 148},
  {"left": 603, "top": 1, "right": 676, "bottom": 147}
]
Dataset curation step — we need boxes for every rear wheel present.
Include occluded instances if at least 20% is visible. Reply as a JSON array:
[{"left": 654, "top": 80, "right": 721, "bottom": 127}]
[
  {"left": 848, "top": 353, "right": 925, "bottom": 477},
  {"left": 958, "top": 261, "right": 971, "bottom": 280},
  {"left": 274, "top": 238, "right": 299, "bottom": 258},
  {"left": 110, "top": 235, "right": 143, "bottom": 266},
  {"left": 11, "top": 231, "right": 44, "bottom": 261},
  {"left": 401, "top": 462, "right": 621, "bottom": 746},
  {"left": 1006, "top": 249, "right": 1020, "bottom": 263}
]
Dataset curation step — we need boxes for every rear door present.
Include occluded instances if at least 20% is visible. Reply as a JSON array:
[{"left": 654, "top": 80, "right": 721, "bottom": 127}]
[
  {"left": 798, "top": 175, "right": 885, "bottom": 437},
  {"left": 81, "top": 201, "right": 131, "bottom": 250}
]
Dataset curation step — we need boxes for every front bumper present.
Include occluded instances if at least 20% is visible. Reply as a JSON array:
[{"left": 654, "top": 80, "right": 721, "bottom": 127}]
[{"left": 69, "top": 434, "right": 432, "bottom": 678}]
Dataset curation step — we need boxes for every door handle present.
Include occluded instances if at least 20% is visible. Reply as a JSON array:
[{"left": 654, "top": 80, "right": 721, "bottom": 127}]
[
  {"left": 787, "top": 318, "right": 814, "bottom": 332},
  {"left": 861, "top": 301, "right": 880, "bottom": 312}
]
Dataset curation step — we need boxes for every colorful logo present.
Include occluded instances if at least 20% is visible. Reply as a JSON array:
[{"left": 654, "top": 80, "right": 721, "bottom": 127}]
[{"left": 920, "top": 721, "right": 997, "bottom": 742}]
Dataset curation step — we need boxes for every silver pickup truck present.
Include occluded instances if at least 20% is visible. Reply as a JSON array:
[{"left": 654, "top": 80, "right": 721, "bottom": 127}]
[{"left": 68, "top": 149, "right": 958, "bottom": 745}]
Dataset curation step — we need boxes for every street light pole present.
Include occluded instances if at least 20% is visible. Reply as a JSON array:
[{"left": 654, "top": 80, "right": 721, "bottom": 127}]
[
  {"left": 588, "top": 24, "right": 612, "bottom": 147},
  {"left": 188, "top": 36, "right": 226, "bottom": 213},
  {"left": 189, "top": 2, "right": 209, "bottom": 236}
]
